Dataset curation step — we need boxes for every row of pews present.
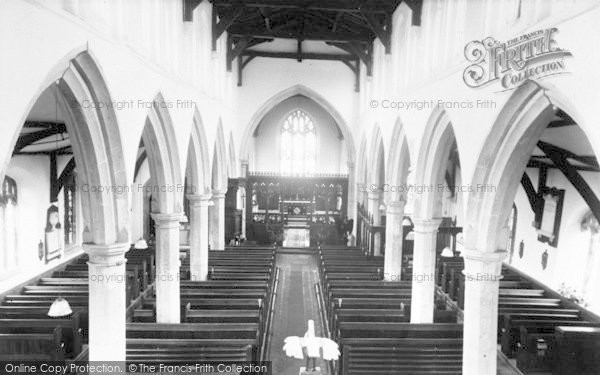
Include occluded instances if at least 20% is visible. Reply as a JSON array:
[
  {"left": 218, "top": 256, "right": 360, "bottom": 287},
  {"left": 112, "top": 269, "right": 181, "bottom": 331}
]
[
  {"left": 0, "top": 248, "right": 154, "bottom": 361},
  {"left": 438, "top": 255, "right": 600, "bottom": 374},
  {"left": 318, "top": 246, "right": 462, "bottom": 375},
  {"left": 128, "top": 245, "right": 278, "bottom": 363}
]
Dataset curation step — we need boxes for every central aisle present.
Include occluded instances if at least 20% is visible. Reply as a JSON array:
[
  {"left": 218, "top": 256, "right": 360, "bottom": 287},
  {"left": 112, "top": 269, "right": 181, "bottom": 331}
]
[{"left": 269, "top": 251, "right": 330, "bottom": 375}]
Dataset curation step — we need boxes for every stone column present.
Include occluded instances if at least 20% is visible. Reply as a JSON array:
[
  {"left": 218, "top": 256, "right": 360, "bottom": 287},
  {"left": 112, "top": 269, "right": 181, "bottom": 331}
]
[
  {"left": 462, "top": 249, "right": 506, "bottom": 374},
  {"left": 410, "top": 218, "right": 442, "bottom": 323},
  {"left": 152, "top": 212, "right": 182, "bottom": 323},
  {"left": 83, "top": 242, "right": 129, "bottom": 361},
  {"left": 384, "top": 200, "right": 405, "bottom": 281},
  {"left": 187, "top": 194, "right": 211, "bottom": 281},
  {"left": 368, "top": 191, "right": 382, "bottom": 256},
  {"left": 347, "top": 162, "right": 356, "bottom": 234},
  {"left": 210, "top": 190, "right": 226, "bottom": 250},
  {"left": 239, "top": 183, "right": 247, "bottom": 239}
]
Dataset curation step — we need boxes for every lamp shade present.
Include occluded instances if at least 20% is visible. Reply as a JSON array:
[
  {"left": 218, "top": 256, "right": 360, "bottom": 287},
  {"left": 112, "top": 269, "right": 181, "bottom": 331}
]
[
  {"left": 402, "top": 218, "right": 413, "bottom": 226},
  {"left": 405, "top": 231, "right": 415, "bottom": 241},
  {"left": 48, "top": 297, "right": 72, "bottom": 317},
  {"left": 440, "top": 246, "right": 454, "bottom": 257},
  {"left": 134, "top": 238, "right": 148, "bottom": 250}
]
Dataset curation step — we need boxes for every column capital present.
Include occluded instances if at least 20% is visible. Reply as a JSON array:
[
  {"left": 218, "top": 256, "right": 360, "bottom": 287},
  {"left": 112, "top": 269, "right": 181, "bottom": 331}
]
[
  {"left": 187, "top": 194, "right": 213, "bottom": 207},
  {"left": 151, "top": 212, "right": 182, "bottom": 228},
  {"left": 412, "top": 217, "right": 443, "bottom": 233},
  {"left": 462, "top": 249, "right": 507, "bottom": 280},
  {"left": 212, "top": 190, "right": 226, "bottom": 199},
  {"left": 462, "top": 249, "right": 507, "bottom": 263},
  {"left": 367, "top": 191, "right": 381, "bottom": 200},
  {"left": 386, "top": 200, "right": 406, "bottom": 214},
  {"left": 83, "top": 242, "right": 129, "bottom": 266}
]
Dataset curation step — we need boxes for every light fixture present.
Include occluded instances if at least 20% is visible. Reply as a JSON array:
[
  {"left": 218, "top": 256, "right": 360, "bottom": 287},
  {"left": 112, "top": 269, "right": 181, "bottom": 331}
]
[
  {"left": 180, "top": 215, "right": 189, "bottom": 223},
  {"left": 405, "top": 231, "right": 415, "bottom": 241},
  {"left": 134, "top": 238, "right": 148, "bottom": 250},
  {"left": 440, "top": 246, "right": 454, "bottom": 257},
  {"left": 402, "top": 217, "right": 413, "bottom": 226},
  {"left": 379, "top": 203, "right": 386, "bottom": 211},
  {"left": 48, "top": 297, "right": 72, "bottom": 318}
]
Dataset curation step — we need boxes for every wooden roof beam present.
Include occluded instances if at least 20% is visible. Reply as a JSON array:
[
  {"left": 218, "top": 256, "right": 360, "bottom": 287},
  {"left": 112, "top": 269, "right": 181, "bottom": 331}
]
[
  {"left": 211, "top": 0, "right": 397, "bottom": 13},
  {"left": 212, "top": 6, "right": 244, "bottom": 50},
  {"left": 360, "top": 11, "right": 391, "bottom": 53},
  {"left": 229, "top": 29, "right": 372, "bottom": 42},
  {"left": 537, "top": 141, "right": 600, "bottom": 222}
]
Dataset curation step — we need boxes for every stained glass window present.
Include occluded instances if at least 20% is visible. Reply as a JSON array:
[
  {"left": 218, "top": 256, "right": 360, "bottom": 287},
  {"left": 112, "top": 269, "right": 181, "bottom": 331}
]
[{"left": 281, "top": 110, "right": 316, "bottom": 176}]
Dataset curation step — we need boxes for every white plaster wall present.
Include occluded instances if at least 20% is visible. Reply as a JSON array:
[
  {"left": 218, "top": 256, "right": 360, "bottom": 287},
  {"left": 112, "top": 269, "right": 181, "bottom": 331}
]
[
  {"left": 234, "top": 57, "right": 358, "bottom": 159},
  {"left": 510, "top": 168, "right": 600, "bottom": 314},
  {"left": 252, "top": 96, "right": 344, "bottom": 174}
]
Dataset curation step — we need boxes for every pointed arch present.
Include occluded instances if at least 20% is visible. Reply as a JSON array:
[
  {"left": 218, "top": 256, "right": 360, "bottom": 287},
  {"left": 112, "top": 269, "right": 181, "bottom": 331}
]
[
  {"left": 186, "top": 109, "right": 211, "bottom": 195},
  {"left": 142, "top": 93, "right": 183, "bottom": 214},
  {"left": 387, "top": 118, "right": 411, "bottom": 202},
  {"left": 368, "top": 123, "right": 385, "bottom": 186},
  {"left": 465, "top": 80, "right": 588, "bottom": 252},
  {"left": 239, "top": 84, "right": 355, "bottom": 166},
  {"left": 211, "top": 119, "right": 228, "bottom": 191},
  {"left": 356, "top": 134, "right": 368, "bottom": 186},
  {"left": 2, "top": 51, "right": 130, "bottom": 245},
  {"left": 227, "top": 132, "right": 237, "bottom": 178},
  {"left": 413, "top": 107, "right": 460, "bottom": 220}
]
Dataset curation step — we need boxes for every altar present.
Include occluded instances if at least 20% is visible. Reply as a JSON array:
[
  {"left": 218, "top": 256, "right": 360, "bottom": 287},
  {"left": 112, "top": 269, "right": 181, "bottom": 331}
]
[
  {"left": 283, "top": 226, "right": 310, "bottom": 248},
  {"left": 244, "top": 173, "right": 349, "bottom": 246},
  {"left": 282, "top": 200, "right": 311, "bottom": 248}
]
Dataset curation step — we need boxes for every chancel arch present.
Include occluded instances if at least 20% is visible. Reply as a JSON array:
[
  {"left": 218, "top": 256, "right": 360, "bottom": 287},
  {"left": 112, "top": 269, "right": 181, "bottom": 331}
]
[
  {"left": 240, "top": 86, "right": 357, "bottom": 234},
  {"left": 463, "top": 80, "right": 600, "bottom": 373},
  {"left": 1, "top": 51, "right": 129, "bottom": 361}
]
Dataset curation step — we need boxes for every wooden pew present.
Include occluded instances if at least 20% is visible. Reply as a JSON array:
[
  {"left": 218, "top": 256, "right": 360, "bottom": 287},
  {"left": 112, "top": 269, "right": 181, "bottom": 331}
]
[
  {"left": 0, "top": 328, "right": 65, "bottom": 360},
  {"left": 126, "top": 323, "right": 260, "bottom": 362},
  {"left": 337, "top": 323, "right": 463, "bottom": 375},
  {"left": 554, "top": 326, "right": 600, "bottom": 375},
  {"left": 0, "top": 313, "right": 82, "bottom": 358}
]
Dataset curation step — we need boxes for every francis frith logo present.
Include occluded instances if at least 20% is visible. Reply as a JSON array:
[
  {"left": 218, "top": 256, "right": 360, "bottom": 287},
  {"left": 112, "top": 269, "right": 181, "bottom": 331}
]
[{"left": 463, "top": 28, "right": 572, "bottom": 90}]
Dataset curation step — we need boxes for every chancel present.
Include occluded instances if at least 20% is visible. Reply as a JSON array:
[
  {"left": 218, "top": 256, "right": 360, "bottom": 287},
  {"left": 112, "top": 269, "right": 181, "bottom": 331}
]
[{"left": 1, "top": 1, "right": 600, "bottom": 374}]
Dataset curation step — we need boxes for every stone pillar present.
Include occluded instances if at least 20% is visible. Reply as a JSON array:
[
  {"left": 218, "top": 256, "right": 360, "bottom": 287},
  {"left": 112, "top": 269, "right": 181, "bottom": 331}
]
[
  {"left": 210, "top": 191, "right": 226, "bottom": 250},
  {"left": 152, "top": 212, "right": 182, "bottom": 323},
  {"left": 384, "top": 200, "right": 405, "bottom": 281},
  {"left": 238, "top": 181, "right": 247, "bottom": 239},
  {"left": 83, "top": 242, "right": 129, "bottom": 361},
  {"left": 410, "top": 218, "right": 442, "bottom": 323},
  {"left": 187, "top": 194, "right": 211, "bottom": 281},
  {"left": 462, "top": 249, "right": 506, "bottom": 374},
  {"left": 368, "top": 191, "right": 382, "bottom": 256},
  {"left": 347, "top": 162, "right": 356, "bottom": 235}
]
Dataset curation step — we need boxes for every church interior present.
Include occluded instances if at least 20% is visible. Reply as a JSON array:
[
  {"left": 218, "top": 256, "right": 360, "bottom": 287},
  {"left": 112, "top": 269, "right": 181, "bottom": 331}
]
[{"left": 2, "top": 0, "right": 600, "bottom": 374}]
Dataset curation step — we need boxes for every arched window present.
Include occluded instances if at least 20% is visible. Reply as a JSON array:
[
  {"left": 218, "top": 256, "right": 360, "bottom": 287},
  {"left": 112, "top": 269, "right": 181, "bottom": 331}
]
[
  {"left": 281, "top": 110, "right": 316, "bottom": 176},
  {"left": 0, "top": 176, "right": 18, "bottom": 275}
]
